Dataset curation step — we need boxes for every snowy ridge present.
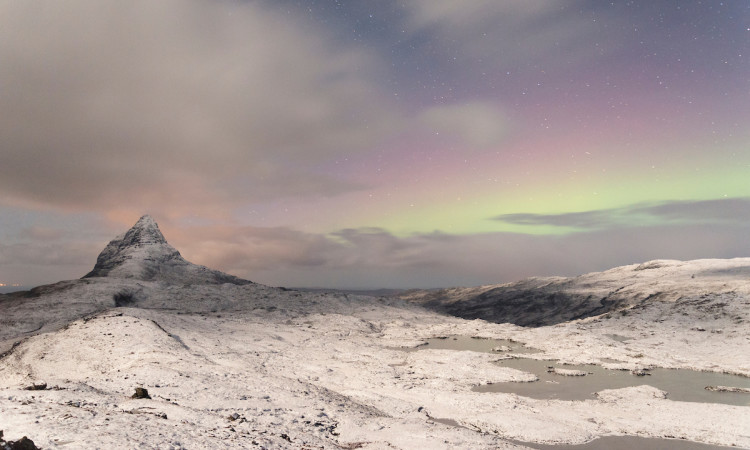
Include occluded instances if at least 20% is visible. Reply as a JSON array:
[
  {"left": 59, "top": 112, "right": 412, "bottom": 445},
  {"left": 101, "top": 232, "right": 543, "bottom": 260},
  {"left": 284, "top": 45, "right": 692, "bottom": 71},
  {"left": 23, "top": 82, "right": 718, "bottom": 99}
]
[{"left": 399, "top": 257, "right": 750, "bottom": 326}]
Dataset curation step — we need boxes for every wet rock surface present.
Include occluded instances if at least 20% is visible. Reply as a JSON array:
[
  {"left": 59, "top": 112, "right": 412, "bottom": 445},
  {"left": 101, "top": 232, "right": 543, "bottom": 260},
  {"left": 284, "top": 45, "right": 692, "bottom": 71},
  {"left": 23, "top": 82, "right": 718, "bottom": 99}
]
[
  {"left": 131, "top": 387, "right": 151, "bottom": 399},
  {"left": 546, "top": 367, "right": 588, "bottom": 377},
  {"left": 705, "top": 386, "right": 750, "bottom": 393},
  {"left": 0, "top": 432, "right": 39, "bottom": 450}
]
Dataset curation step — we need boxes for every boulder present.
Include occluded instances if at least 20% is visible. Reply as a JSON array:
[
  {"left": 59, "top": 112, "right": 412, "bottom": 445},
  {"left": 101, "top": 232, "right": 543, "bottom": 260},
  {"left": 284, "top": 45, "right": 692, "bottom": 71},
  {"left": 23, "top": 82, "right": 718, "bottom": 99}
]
[{"left": 132, "top": 387, "right": 151, "bottom": 399}]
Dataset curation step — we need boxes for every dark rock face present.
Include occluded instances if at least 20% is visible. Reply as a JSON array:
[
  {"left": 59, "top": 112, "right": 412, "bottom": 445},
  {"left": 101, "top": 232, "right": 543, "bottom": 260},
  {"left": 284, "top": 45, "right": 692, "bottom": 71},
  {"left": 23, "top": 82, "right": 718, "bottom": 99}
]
[
  {"left": 113, "top": 291, "right": 136, "bottom": 307},
  {"left": 399, "top": 275, "right": 628, "bottom": 327},
  {"left": 83, "top": 215, "right": 252, "bottom": 286},
  {"left": 132, "top": 387, "right": 151, "bottom": 399},
  {"left": 417, "top": 288, "right": 615, "bottom": 327},
  {"left": 0, "top": 433, "right": 40, "bottom": 450}
]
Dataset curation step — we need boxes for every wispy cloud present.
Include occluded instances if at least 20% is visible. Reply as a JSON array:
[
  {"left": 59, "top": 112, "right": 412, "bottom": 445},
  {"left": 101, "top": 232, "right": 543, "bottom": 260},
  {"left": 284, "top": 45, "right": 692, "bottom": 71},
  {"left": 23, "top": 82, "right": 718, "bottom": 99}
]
[
  {"left": 418, "top": 102, "right": 509, "bottom": 149},
  {"left": 493, "top": 198, "right": 750, "bottom": 231},
  {"left": 493, "top": 210, "right": 618, "bottom": 229},
  {"left": 404, "top": 0, "right": 613, "bottom": 71},
  {"left": 634, "top": 198, "right": 750, "bottom": 224}
]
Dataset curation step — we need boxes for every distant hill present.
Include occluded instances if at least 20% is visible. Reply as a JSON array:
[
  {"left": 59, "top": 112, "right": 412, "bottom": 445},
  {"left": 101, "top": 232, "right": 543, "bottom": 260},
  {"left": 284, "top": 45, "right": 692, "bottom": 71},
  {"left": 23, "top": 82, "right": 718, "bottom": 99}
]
[
  {"left": 0, "top": 285, "right": 27, "bottom": 294},
  {"left": 399, "top": 258, "right": 750, "bottom": 326},
  {"left": 294, "top": 287, "right": 406, "bottom": 297}
]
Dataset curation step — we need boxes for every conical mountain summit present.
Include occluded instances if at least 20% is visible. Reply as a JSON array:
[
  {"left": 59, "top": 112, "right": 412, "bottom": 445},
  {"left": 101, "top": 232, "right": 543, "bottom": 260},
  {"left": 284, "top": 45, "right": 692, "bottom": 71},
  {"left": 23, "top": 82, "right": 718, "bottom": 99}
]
[
  {"left": 0, "top": 215, "right": 255, "bottom": 349},
  {"left": 84, "top": 215, "right": 251, "bottom": 285}
]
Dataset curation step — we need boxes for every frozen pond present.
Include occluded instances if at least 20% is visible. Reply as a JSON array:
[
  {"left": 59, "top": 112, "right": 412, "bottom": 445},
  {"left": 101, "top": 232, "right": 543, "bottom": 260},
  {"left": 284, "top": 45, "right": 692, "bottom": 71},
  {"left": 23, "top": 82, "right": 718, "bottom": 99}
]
[
  {"left": 476, "top": 358, "right": 750, "bottom": 406},
  {"left": 520, "top": 436, "right": 737, "bottom": 450},
  {"left": 402, "top": 334, "right": 543, "bottom": 354},
  {"left": 411, "top": 336, "right": 750, "bottom": 406}
]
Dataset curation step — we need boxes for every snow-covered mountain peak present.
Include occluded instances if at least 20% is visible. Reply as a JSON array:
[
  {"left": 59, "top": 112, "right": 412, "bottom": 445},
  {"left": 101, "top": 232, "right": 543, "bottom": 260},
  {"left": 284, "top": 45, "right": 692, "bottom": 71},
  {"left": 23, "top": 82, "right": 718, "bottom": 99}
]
[
  {"left": 83, "top": 215, "right": 251, "bottom": 286},
  {"left": 126, "top": 214, "right": 167, "bottom": 245}
]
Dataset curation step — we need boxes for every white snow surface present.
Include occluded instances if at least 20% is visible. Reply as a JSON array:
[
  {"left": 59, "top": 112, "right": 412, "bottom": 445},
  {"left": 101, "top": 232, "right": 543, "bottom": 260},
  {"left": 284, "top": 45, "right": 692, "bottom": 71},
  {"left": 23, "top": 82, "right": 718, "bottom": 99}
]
[{"left": 1, "top": 217, "right": 750, "bottom": 449}]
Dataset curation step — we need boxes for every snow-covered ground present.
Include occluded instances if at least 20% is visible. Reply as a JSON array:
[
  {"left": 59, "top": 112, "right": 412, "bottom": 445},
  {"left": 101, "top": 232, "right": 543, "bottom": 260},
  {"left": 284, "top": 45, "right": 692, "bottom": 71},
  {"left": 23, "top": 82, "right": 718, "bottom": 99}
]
[{"left": 1, "top": 217, "right": 749, "bottom": 449}]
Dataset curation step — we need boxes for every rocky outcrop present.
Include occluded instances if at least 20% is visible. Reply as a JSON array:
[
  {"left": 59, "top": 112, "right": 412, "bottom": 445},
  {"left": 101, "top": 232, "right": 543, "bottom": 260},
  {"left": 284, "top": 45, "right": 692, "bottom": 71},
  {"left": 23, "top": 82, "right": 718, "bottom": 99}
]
[
  {"left": 0, "top": 431, "right": 39, "bottom": 450},
  {"left": 705, "top": 385, "right": 750, "bottom": 393},
  {"left": 132, "top": 387, "right": 151, "bottom": 399},
  {"left": 399, "top": 277, "right": 620, "bottom": 327}
]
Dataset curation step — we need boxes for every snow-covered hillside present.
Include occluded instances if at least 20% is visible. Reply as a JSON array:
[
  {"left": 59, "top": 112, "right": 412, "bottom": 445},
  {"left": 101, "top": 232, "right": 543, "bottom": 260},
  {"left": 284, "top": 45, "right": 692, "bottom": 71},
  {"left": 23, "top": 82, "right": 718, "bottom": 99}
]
[
  {"left": 1, "top": 217, "right": 749, "bottom": 449},
  {"left": 400, "top": 258, "right": 750, "bottom": 326}
]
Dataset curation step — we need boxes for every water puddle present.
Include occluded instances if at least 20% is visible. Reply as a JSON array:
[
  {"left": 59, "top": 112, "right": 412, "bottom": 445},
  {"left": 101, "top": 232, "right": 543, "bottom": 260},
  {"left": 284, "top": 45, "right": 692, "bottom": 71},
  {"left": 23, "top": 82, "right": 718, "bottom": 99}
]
[
  {"left": 519, "top": 436, "right": 737, "bottom": 450},
  {"left": 430, "top": 417, "right": 463, "bottom": 427},
  {"left": 475, "top": 358, "right": 750, "bottom": 406},
  {"left": 403, "top": 335, "right": 543, "bottom": 354},
  {"left": 429, "top": 417, "right": 476, "bottom": 431},
  {"left": 407, "top": 335, "right": 750, "bottom": 406}
]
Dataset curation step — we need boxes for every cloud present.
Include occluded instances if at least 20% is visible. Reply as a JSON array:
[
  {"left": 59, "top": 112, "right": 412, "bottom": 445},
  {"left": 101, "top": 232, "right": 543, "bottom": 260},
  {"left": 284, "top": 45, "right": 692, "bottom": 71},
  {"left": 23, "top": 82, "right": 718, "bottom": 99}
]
[
  {"left": 169, "top": 224, "right": 342, "bottom": 273},
  {"left": 171, "top": 225, "right": 442, "bottom": 276},
  {"left": 18, "top": 226, "right": 65, "bottom": 241},
  {"left": 173, "top": 219, "right": 750, "bottom": 289},
  {"left": 493, "top": 210, "right": 617, "bottom": 229},
  {"left": 407, "top": 0, "right": 556, "bottom": 30},
  {"left": 0, "top": 212, "right": 116, "bottom": 285},
  {"left": 403, "top": 0, "right": 607, "bottom": 70},
  {"left": 0, "top": 0, "right": 400, "bottom": 218},
  {"left": 418, "top": 102, "right": 508, "bottom": 149},
  {"left": 493, "top": 198, "right": 750, "bottom": 231},
  {"left": 168, "top": 225, "right": 465, "bottom": 288},
  {"left": 631, "top": 198, "right": 750, "bottom": 224},
  {"left": 0, "top": 242, "right": 96, "bottom": 267},
  {"left": 0, "top": 240, "right": 101, "bottom": 287}
]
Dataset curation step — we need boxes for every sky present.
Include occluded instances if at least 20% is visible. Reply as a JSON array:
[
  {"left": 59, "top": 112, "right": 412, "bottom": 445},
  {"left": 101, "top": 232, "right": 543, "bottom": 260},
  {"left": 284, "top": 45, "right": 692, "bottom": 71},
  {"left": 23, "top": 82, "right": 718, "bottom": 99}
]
[{"left": 1, "top": 0, "right": 749, "bottom": 290}]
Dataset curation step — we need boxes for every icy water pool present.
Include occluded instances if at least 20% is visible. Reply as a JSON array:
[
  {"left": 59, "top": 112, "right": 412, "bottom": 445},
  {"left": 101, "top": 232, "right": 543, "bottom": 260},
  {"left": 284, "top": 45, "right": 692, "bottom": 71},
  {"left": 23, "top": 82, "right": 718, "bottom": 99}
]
[
  {"left": 401, "top": 335, "right": 543, "bottom": 354},
  {"left": 520, "top": 436, "right": 738, "bottom": 450},
  {"left": 410, "top": 336, "right": 750, "bottom": 406}
]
